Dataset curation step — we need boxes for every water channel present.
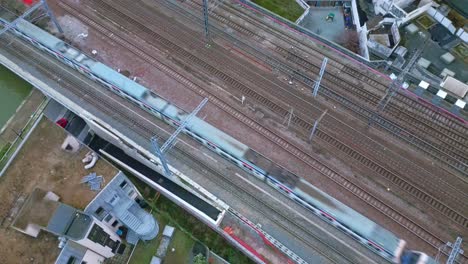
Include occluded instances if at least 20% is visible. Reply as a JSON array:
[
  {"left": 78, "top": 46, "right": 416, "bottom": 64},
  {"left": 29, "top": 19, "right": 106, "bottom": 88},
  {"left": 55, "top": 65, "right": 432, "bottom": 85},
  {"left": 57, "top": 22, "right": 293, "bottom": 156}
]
[{"left": 0, "top": 64, "right": 32, "bottom": 130}]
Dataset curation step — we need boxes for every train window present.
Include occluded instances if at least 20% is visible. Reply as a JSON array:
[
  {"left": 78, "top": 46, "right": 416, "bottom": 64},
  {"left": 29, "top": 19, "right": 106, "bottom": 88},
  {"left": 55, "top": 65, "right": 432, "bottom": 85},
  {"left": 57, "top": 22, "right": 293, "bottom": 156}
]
[
  {"left": 242, "top": 164, "right": 253, "bottom": 171},
  {"left": 142, "top": 104, "right": 152, "bottom": 111},
  {"left": 320, "top": 213, "right": 334, "bottom": 222},
  {"left": 367, "top": 242, "right": 382, "bottom": 252}
]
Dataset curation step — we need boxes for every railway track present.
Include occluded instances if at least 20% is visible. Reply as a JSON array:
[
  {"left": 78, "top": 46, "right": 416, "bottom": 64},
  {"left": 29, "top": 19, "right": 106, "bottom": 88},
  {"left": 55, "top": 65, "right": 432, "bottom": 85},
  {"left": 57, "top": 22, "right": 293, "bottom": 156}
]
[
  {"left": 56, "top": 1, "right": 467, "bottom": 260},
  {"left": 108, "top": 0, "right": 468, "bottom": 226},
  {"left": 0, "top": 34, "right": 370, "bottom": 264},
  {"left": 183, "top": 0, "right": 468, "bottom": 175},
  {"left": 217, "top": 0, "right": 468, "bottom": 129}
]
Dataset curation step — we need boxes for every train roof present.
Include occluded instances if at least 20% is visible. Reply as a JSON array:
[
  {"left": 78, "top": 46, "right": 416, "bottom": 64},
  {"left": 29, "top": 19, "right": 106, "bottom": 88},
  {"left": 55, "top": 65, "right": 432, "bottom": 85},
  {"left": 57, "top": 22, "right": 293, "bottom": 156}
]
[
  {"left": 295, "top": 180, "right": 401, "bottom": 251},
  {"left": 15, "top": 19, "right": 63, "bottom": 50},
  {"left": 190, "top": 117, "right": 250, "bottom": 158},
  {"left": 88, "top": 63, "right": 148, "bottom": 99},
  {"left": 153, "top": 97, "right": 250, "bottom": 158}
]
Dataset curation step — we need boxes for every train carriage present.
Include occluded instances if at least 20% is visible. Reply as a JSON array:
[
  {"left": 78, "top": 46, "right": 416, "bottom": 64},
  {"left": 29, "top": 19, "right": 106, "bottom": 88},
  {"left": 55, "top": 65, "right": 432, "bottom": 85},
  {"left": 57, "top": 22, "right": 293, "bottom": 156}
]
[{"left": 7, "top": 18, "right": 437, "bottom": 264}]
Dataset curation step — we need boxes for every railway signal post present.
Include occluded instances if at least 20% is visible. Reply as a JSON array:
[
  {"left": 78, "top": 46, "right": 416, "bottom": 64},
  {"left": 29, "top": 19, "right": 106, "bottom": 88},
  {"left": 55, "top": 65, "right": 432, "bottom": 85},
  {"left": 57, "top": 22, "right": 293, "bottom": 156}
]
[{"left": 150, "top": 98, "right": 209, "bottom": 177}]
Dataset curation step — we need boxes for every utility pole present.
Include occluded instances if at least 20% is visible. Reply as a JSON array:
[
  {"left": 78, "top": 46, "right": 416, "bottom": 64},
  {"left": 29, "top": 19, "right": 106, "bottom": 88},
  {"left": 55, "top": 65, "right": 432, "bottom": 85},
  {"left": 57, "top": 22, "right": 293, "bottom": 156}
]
[
  {"left": 0, "top": 0, "right": 62, "bottom": 36},
  {"left": 308, "top": 109, "right": 328, "bottom": 142},
  {"left": 202, "top": 0, "right": 211, "bottom": 44},
  {"left": 313, "top": 57, "right": 328, "bottom": 97},
  {"left": 150, "top": 98, "right": 208, "bottom": 177}
]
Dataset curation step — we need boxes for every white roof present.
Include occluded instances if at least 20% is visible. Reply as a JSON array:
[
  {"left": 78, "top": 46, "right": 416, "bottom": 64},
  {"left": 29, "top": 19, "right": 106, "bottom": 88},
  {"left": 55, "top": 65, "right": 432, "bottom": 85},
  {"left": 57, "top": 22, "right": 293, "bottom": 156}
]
[
  {"left": 455, "top": 100, "right": 466, "bottom": 108},
  {"left": 436, "top": 90, "right": 447, "bottom": 98},
  {"left": 162, "top": 226, "right": 175, "bottom": 237},
  {"left": 419, "top": 80, "right": 430, "bottom": 89}
]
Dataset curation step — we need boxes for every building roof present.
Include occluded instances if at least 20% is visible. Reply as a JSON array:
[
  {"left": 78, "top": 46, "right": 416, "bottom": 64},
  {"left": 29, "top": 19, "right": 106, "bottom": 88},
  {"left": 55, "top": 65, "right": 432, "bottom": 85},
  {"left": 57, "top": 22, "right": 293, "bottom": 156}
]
[
  {"left": 85, "top": 172, "right": 159, "bottom": 241},
  {"left": 12, "top": 188, "right": 60, "bottom": 231},
  {"left": 64, "top": 212, "right": 93, "bottom": 240},
  {"left": 47, "top": 204, "right": 77, "bottom": 236},
  {"left": 441, "top": 76, "right": 468, "bottom": 98},
  {"left": 55, "top": 241, "right": 87, "bottom": 264}
]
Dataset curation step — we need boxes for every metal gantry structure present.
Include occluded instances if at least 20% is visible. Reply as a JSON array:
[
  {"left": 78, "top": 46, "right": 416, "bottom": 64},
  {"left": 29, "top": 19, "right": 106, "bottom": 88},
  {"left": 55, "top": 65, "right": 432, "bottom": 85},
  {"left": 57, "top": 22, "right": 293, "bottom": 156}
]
[
  {"left": 306, "top": 57, "right": 328, "bottom": 141},
  {"left": 313, "top": 57, "right": 328, "bottom": 97},
  {"left": 0, "top": 0, "right": 62, "bottom": 37},
  {"left": 447, "top": 237, "right": 464, "bottom": 264},
  {"left": 368, "top": 36, "right": 428, "bottom": 126},
  {"left": 150, "top": 98, "right": 208, "bottom": 177}
]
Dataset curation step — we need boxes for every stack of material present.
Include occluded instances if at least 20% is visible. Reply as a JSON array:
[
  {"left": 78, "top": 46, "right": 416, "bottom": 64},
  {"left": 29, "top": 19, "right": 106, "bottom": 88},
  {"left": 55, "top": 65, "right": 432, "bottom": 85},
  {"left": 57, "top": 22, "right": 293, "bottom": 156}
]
[{"left": 81, "top": 173, "right": 104, "bottom": 191}]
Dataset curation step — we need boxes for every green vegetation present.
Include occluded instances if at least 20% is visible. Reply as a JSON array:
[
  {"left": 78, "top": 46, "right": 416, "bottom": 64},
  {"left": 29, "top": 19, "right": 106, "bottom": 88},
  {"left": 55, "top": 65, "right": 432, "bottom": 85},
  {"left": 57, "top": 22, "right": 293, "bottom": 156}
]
[
  {"left": 252, "top": 0, "right": 305, "bottom": 21},
  {"left": 452, "top": 43, "right": 468, "bottom": 60},
  {"left": 0, "top": 142, "right": 11, "bottom": 160},
  {"left": 150, "top": 195, "right": 254, "bottom": 264},
  {"left": 194, "top": 253, "right": 208, "bottom": 264},
  {"left": 128, "top": 213, "right": 168, "bottom": 264},
  {"left": 416, "top": 15, "right": 435, "bottom": 29},
  {"left": 164, "top": 230, "right": 195, "bottom": 264}
]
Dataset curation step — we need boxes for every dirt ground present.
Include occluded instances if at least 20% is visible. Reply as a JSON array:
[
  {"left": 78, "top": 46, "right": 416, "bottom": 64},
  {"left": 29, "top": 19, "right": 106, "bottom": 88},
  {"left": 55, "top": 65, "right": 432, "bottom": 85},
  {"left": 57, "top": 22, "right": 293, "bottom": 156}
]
[{"left": 0, "top": 116, "right": 118, "bottom": 264}]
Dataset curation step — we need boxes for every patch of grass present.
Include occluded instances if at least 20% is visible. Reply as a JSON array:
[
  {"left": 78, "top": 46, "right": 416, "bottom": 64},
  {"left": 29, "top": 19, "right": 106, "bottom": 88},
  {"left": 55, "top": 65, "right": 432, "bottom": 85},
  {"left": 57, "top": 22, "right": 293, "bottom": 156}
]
[
  {"left": 0, "top": 142, "right": 11, "bottom": 159},
  {"left": 128, "top": 213, "right": 168, "bottom": 264},
  {"left": 252, "top": 0, "right": 305, "bottom": 21},
  {"left": 416, "top": 15, "right": 435, "bottom": 29},
  {"left": 164, "top": 230, "right": 195, "bottom": 264},
  {"left": 151, "top": 195, "right": 254, "bottom": 264}
]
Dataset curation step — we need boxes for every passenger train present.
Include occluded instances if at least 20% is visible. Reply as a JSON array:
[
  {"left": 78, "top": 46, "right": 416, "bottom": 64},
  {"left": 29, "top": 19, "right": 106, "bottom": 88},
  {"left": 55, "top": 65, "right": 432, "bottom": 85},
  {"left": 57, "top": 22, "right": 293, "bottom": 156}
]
[{"left": 6, "top": 18, "right": 437, "bottom": 264}]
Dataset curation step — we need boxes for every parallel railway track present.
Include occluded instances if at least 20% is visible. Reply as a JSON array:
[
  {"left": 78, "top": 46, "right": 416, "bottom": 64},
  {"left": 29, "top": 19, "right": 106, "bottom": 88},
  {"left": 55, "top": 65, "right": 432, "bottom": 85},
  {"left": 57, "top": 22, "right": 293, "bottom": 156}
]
[
  {"left": 184, "top": 0, "right": 468, "bottom": 176},
  {"left": 96, "top": 0, "right": 468, "bottom": 226},
  {"left": 56, "top": 1, "right": 467, "bottom": 261},
  {"left": 0, "top": 33, "right": 367, "bottom": 264}
]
